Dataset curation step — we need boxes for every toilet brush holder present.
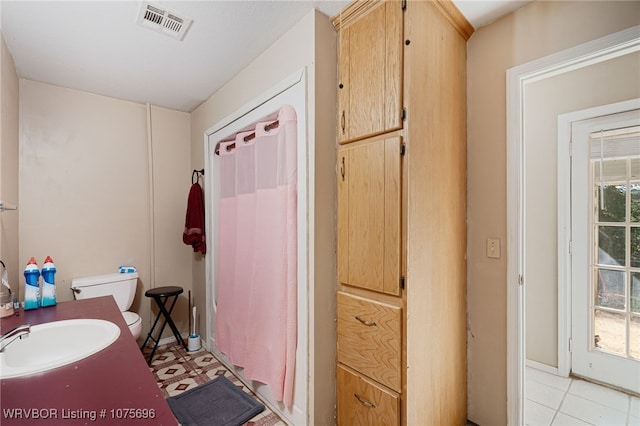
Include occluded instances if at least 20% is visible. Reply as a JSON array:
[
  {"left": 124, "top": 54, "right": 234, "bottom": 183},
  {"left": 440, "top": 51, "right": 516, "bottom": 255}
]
[{"left": 187, "top": 334, "right": 201, "bottom": 352}]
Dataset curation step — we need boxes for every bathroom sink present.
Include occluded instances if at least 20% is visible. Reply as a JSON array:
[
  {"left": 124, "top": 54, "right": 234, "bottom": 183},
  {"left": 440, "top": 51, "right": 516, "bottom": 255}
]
[{"left": 0, "top": 319, "right": 120, "bottom": 379}]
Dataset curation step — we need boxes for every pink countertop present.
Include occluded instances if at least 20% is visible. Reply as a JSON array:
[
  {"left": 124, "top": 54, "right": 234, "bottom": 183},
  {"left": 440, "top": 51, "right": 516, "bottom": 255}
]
[{"left": 0, "top": 297, "right": 177, "bottom": 425}]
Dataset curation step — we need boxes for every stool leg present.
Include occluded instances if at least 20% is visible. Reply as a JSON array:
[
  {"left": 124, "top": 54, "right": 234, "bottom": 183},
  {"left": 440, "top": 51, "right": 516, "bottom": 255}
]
[
  {"left": 144, "top": 295, "right": 178, "bottom": 365},
  {"left": 146, "top": 296, "right": 175, "bottom": 364},
  {"left": 157, "top": 294, "right": 188, "bottom": 350},
  {"left": 144, "top": 294, "right": 188, "bottom": 364},
  {"left": 141, "top": 302, "right": 164, "bottom": 352},
  {"left": 144, "top": 299, "right": 169, "bottom": 365}
]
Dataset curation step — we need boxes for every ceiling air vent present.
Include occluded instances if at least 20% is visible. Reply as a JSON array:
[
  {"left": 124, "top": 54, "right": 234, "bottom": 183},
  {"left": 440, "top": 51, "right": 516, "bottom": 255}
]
[{"left": 136, "top": 2, "right": 193, "bottom": 41}]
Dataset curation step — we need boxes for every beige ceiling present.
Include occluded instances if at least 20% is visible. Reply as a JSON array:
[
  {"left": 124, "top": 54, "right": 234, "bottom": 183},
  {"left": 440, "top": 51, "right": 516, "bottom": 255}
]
[{"left": 0, "top": 1, "right": 529, "bottom": 112}]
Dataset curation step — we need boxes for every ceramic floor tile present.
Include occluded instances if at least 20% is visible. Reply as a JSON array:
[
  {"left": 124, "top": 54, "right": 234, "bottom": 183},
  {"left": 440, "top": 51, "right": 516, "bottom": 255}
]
[
  {"left": 630, "top": 396, "right": 640, "bottom": 418},
  {"left": 560, "top": 393, "right": 627, "bottom": 426},
  {"left": 149, "top": 344, "right": 286, "bottom": 426},
  {"left": 568, "top": 379, "right": 630, "bottom": 413},
  {"left": 163, "top": 377, "right": 201, "bottom": 397},
  {"left": 526, "top": 366, "right": 640, "bottom": 426},
  {"left": 551, "top": 412, "right": 594, "bottom": 426},
  {"left": 527, "top": 379, "right": 567, "bottom": 410},
  {"left": 155, "top": 363, "right": 188, "bottom": 380},
  {"left": 526, "top": 399, "right": 556, "bottom": 426},
  {"left": 527, "top": 367, "right": 572, "bottom": 392}
]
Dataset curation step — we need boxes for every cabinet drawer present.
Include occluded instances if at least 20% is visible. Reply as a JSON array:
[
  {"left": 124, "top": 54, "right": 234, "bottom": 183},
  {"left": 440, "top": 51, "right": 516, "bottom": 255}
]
[
  {"left": 337, "top": 292, "right": 402, "bottom": 391},
  {"left": 337, "top": 364, "right": 399, "bottom": 426}
]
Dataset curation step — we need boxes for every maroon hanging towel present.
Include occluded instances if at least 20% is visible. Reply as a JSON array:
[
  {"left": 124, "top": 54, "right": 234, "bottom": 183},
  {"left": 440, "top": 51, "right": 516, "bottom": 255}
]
[{"left": 183, "top": 182, "right": 206, "bottom": 254}]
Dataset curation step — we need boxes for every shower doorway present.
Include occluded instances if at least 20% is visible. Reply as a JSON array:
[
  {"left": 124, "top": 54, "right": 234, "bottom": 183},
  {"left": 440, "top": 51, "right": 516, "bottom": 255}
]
[{"left": 204, "top": 69, "right": 309, "bottom": 425}]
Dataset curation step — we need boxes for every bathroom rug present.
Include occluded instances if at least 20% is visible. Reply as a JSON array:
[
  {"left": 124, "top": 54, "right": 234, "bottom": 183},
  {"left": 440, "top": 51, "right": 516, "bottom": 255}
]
[{"left": 166, "top": 375, "right": 265, "bottom": 426}]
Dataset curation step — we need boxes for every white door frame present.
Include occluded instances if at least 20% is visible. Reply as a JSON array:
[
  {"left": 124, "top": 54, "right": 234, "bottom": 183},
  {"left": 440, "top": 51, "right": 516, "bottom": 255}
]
[
  {"left": 557, "top": 99, "right": 640, "bottom": 384},
  {"left": 203, "top": 69, "right": 310, "bottom": 425},
  {"left": 506, "top": 25, "right": 640, "bottom": 425}
]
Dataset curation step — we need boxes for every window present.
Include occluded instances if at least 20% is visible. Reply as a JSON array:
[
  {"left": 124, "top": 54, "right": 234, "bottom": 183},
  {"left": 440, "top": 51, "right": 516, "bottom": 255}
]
[{"left": 590, "top": 128, "right": 640, "bottom": 359}]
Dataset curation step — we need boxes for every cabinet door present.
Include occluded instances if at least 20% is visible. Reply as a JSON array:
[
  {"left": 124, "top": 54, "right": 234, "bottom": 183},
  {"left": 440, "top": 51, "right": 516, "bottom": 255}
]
[
  {"left": 337, "top": 136, "right": 401, "bottom": 295},
  {"left": 337, "top": 0, "right": 403, "bottom": 143},
  {"left": 337, "top": 292, "right": 402, "bottom": 391},
  {"left": 337, "top": 364, "right": 400, "bottom": 426}
]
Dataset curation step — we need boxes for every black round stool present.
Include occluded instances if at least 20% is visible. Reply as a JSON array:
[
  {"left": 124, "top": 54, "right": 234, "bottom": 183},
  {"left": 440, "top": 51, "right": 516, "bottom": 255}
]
[{"left": 141, "top": 286, "right": 187, "bottom": 365}]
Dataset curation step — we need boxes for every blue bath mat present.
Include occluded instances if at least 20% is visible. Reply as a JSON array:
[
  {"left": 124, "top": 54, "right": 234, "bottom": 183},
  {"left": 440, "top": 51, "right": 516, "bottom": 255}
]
[{"left": 166, "top": 375, "right": 265, "bottom": 426}]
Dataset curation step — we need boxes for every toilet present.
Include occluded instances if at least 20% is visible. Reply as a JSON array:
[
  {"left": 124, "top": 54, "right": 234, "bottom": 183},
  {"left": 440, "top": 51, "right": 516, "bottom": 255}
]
[{"left": 70, "top": 272, "right": 142, "bottom": 340}]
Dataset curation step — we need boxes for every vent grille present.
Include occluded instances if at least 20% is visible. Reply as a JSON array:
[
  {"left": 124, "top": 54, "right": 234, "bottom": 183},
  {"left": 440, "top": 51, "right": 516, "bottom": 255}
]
[{"left": 137, "top": 2, "right": 192, "bottom": 41}]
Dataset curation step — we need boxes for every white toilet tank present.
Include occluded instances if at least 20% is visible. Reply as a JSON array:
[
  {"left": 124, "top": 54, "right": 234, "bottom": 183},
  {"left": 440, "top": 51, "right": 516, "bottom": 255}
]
[{"left": 71, "top": 272, "right": 138, "bottom": 312}]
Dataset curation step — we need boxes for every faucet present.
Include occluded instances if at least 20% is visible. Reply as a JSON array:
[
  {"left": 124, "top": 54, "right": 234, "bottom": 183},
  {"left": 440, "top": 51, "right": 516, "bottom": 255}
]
[{"left": 0, "top": 324, "right": 31, "bottom": 352}]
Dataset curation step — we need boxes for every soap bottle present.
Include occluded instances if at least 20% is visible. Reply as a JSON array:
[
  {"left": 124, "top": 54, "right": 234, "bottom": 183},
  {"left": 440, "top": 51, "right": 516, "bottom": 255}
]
[
  {"left": 23, "top": 257, "right": 40, "bottom": 310},
  {"left": 41, "top": 256, "right": 56, "bottom": 307}
]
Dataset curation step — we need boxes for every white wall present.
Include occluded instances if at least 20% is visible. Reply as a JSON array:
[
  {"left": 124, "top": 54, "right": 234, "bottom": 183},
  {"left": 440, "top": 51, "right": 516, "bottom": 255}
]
[
  {"left": 189, "top": 6, "right": 321, "bottom": 358},
  {"left": 525, "top": 52, "right": 640, "bottom": 367},
  {"left": 190, "top": 9, "right": 336, "bottom": 425},
  {"left": 466, "top": 1, "right": 640, "bottom": 424},
  {"left": 149, "top": 104, "right": 192, "bottom": 334},
  {"left": 0, "top": 31, "right": 19, "bottom": 292},
  {"left": 18, "top": 80, "right": 191, "bottom": 340}
]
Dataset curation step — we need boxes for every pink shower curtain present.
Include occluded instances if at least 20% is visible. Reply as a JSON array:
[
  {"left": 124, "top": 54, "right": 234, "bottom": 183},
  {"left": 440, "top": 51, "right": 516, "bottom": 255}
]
[{"left": 215, "top": 105, "right": 297, "bottom": 407}]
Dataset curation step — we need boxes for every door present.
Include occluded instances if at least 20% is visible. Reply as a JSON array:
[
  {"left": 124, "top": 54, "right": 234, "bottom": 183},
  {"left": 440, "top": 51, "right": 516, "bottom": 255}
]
[
  {"left": 337, "top": 0, "right": 403, "bottom": 143},
  {"left": 337, "top": 135, "right": 402, "bottom": 295},
  {"left": 571, "top": 108, "right": 640, "bottom": 393}
]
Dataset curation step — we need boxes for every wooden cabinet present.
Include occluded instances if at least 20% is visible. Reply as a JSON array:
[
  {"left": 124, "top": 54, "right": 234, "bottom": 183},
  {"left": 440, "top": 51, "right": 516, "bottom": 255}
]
[
  {"left": 334, "top": 1, "right": 473, "bottom": 425},
  {"left": 337, "top": 135, "right": 402, "bottom": 296},
  {"left": 337, "top": 291, "right": 402, "bottom": 391},
  {"left": 336, "top": 0, "right": 403, "bottom": 143},
  {"left": 337, "top": 364, "right": 400, "bottom": 426}
]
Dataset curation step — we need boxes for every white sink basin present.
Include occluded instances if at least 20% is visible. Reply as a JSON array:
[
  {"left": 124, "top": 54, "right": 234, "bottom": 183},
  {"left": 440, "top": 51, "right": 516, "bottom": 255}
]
[{"left": 0, "top": 319, "right": 120, "bottom": 379}]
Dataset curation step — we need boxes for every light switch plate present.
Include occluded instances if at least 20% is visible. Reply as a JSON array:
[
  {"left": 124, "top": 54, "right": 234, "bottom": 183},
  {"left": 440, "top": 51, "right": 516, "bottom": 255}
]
[{"left": 486, "top": 238, "right": 501, "bottom": 259}]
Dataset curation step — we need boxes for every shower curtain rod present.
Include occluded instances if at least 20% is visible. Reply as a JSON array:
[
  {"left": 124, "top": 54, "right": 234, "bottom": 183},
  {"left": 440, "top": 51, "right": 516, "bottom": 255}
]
[{"left": 214, "top": 119, "right": 280, "bottom": 155}]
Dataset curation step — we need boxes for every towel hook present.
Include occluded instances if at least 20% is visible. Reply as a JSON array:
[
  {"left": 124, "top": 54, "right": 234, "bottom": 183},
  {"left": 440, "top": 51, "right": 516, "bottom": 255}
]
[{"left": 192, "top": 169, "right": 204, "bottom": 185}]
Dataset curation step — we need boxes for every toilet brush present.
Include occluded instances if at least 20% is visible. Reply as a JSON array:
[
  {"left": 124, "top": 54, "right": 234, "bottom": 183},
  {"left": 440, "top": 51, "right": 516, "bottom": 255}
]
[{"left": 187, "top": 306, "right": 200, "bottom": 351}]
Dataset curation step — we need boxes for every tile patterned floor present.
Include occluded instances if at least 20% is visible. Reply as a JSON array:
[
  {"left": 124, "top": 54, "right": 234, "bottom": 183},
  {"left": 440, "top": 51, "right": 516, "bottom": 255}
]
[
  {"left": 526, "top": 366, "right": 640, "bottom": 426},
  {"left": 146, "top": 344, "right": 286, "bottom": 426}
]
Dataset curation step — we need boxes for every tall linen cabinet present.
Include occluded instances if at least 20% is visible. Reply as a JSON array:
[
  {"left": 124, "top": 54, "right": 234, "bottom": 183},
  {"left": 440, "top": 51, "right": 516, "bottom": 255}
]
[{"left": 333, "top": 1, "right": 473, "bottom": 425}]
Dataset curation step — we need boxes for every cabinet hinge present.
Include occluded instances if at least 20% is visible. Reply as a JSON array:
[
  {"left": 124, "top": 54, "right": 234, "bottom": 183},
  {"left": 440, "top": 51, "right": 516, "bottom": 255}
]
[
  {"left": 401, "top": 0, "right": 407, "bottom": 11},
  {"left": 568, "top": 240, "right": 572, "bottom": 255},
  {"left": 518, "top": 274, "right": 524, "bottom": 286},
  {"left": 569, "top": 140, "right": 573, "bottom": 157},
  {"left": 400, "top": 276, "right": 405, "bottom": 290},
  {"left": 401, "top": 107, "right": 407, "bottom": 121},
  {"left": 569, "top": 338, "right": 573, "bottom": 353},
  {"left": 400, "top": 143, "right": 406, "bottom": 157}
]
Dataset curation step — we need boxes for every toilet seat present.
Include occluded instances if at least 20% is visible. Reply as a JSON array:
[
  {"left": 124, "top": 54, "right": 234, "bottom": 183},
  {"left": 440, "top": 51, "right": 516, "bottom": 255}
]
[
  {"left": 122, "top": 311, "right": 140, "bottom": 326},
  {"left": 121, "top": 311, "right": 142, "bottom": 339}
]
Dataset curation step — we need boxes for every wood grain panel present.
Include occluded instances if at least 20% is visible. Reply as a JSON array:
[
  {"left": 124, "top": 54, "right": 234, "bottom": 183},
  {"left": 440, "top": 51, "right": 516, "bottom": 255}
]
[
  {"left": 336, "top": 1, "right": 403, "bottom": 144},
  {"left": 384, "top": 137, "right": 401, "bottom": 295},
  {"left": 347, "top": 140, "right": 385, "bottom": 292},
  {"left": 338, "top": 27, "right": 351, "bottom": 142},
  {"left": 403, "top": 1, "right": 468, "bottom": 424},
  {"left": 384, "top": 0, "right": 403, "bottom": 132},
  {"left": 337, "top": 291, "right": 402, "bottom": 391},
  {"left": 331, "top": 0, "right": 382, "bottom": 31},
  {"left": 337, "top": 148, "right": 350, "bottom": 284},
  {"left": 432, "top": 0, "right": 474, "bottom": 41},
  {"left": 348, "top": 2, "right": 385, "bottom": 139},
  {"left": 337, "top": 364, "right": 400, "bottom": 426}
]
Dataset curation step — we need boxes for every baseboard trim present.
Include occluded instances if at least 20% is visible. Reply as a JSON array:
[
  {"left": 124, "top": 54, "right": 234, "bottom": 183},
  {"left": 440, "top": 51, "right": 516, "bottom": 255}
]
[
  {"left": 526, "top": 359, "right": 559, "bottom": 375},
  {"left": 142, "top": 333, "right": 189, "bottom": 348}
]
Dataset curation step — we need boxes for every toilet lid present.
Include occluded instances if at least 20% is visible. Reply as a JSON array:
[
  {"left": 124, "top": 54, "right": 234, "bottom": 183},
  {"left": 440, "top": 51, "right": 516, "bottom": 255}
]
[{"left": 121, "top": 311, "right": 141, "bottom": 327}]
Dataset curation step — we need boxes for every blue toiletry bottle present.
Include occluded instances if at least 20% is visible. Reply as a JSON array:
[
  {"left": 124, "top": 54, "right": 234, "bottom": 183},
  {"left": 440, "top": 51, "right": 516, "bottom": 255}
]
[
  {"left": 41, "top": 256, "right": 56, "bottom": 307},
  {"left": 24, "top": 257, "right": 40, "bottom": 310}
]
